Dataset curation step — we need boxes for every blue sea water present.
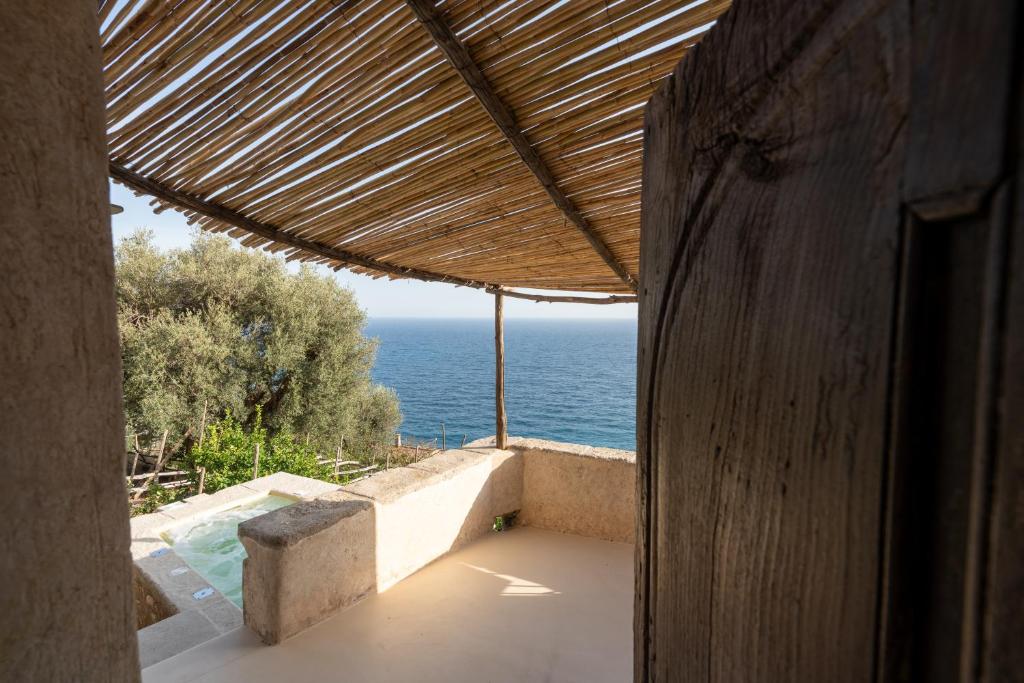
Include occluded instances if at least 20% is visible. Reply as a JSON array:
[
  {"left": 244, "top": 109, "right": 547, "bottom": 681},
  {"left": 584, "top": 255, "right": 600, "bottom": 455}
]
[{"left": 366, "top": 318, "right": 637, "bottom": 451}]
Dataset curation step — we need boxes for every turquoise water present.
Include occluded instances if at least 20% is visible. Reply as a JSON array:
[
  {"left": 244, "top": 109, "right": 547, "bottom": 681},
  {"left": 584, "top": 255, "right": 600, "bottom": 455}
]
[
  {"left": 163, "top": 495, "right": 295, "bottom": 607},
  {"left": 366, "top": 318, "right": 637, "bottom": 451}
]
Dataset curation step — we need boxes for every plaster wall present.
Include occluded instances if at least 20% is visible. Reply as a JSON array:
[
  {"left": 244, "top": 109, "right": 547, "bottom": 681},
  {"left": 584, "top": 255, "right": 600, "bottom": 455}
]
[
  {"left": 239, "top": 448, "right": 519, "bottom": 643},
  {"left": 130, "top": 472, "right": 341, "bottom": 667},
  {"left": 515, "top": 438, "right": 636, "bottom": 543},
  {"left": 0, "top": 1, "right": 140, "bottom": 679},
  {"left": 467, "top": 437, "right": 636, "bottom": 542},
  {"left": 239, "top": 442, "right": 632, "bottom": 644}
]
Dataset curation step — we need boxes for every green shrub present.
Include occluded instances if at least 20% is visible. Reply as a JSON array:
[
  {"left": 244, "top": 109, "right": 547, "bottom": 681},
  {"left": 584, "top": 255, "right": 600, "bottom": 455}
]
[
  {"left": 131, "top": 482, "right": 187, "bottom": 516},
  {"left": 189, "top": 410, "right": 331, "bottom": 493}
]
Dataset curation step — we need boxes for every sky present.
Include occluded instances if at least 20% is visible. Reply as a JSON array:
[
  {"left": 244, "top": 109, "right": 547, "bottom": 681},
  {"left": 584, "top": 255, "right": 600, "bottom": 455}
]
[{"left": 110, "top": 183, "right": 638, "bottom": 320}]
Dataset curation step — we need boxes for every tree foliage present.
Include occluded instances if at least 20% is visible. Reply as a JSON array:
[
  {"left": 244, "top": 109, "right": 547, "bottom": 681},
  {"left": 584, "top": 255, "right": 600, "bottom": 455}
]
[
  {"left": 189, "top": 410, "right": 331, "bottom": 494},
  {"left": 117, "top": 230, "right": 401, "bottom": 459}
]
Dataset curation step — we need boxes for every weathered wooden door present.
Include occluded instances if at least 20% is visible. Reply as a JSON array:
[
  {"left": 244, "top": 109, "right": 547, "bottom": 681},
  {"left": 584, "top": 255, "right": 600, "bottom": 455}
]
[{"left": 636, "top": 1, "right": 1022, "bottom": 681}]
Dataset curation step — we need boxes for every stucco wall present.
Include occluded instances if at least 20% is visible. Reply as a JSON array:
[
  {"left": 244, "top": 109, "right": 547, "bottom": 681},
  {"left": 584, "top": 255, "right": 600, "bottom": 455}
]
[
  {"left": 239, "top": 448, "right": 519, "bottom": 643},
  {"left": 0, "top": 1, "right": 140, "bottom": 680},
  {"left": 513, "top": 438, "right": 636, "bottom": 543},
  {"left": 239, "top": 441, "right": 633, "bottom": 644}
]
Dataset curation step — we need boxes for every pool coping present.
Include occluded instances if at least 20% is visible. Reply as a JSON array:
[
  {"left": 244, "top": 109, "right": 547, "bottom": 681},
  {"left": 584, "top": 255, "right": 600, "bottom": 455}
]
[{"left": 131, "top": 472, "right": 340, "bottom": 669}]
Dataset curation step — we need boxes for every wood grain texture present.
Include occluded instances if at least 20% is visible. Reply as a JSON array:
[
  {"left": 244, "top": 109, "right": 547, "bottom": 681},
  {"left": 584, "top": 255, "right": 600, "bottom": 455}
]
[
  {"left": 982, "top": 173, "right": 1024, "bottom": 683},
  {"left": 639, "top": 0, "right": 1024, "bottom": 680},
  {"left": 875, "top": 3, "right": 1022, "bottom": 681},
  {"left": 904, "top": 0, "right": 1017, "bottom": 211},
  {"left": 880, "top": 202, "right": 1002, "bottom": 683},
  {"left": 637, "top": 0, "right": 909, "bottom": 679}
]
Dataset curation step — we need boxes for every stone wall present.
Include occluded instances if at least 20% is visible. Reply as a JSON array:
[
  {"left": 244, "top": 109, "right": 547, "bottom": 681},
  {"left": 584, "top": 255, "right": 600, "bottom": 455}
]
[
  {"left": 239, "top": 448, "right": 519, "bottom": 644},
  {"left": 502, "top": 438, "right": 636, "bottom": 543},
  {"left": 239, "top": 440, "right": 634, "bottom": 644},
  {"left": 0, "top": 1, "right": 140, "bottom": 679},
  {"left": 133, "top": 566, "right": 177, "bottom": 630},
  {"left": 129, "top": 472, "right": 342, "bottom": 668}
]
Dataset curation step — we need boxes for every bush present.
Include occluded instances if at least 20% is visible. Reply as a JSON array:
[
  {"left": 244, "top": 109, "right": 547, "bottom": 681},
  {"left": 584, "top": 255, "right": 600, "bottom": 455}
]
[
  {"left": 189, "top": 410, "right": 331, "bottom": 493},
  {"left": 131, "top": 482, "right": 187, "bottom": 516}
]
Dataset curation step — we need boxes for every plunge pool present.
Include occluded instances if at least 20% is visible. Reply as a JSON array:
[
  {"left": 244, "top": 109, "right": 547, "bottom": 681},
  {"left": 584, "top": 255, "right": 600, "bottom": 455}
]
[{"left": 162, "top": 494, "right": 295, "bottom": 607}]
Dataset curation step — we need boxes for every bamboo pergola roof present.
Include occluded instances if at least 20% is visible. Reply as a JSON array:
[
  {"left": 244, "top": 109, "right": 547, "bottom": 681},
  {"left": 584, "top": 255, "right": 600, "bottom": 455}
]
[{"left": 101, "top": 0, "right": 730, "bottom": 300}]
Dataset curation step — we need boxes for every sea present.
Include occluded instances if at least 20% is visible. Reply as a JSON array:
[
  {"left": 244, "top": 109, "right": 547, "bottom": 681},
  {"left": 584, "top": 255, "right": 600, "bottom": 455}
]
[{"left": 365, "top": 318, "right": 637, "bottom": 451}]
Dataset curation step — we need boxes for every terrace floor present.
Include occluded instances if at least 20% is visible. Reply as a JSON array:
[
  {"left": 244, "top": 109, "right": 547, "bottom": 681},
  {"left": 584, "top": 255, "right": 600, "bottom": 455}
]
[{"left": 142, "top": 527, "right": 633, "bottom": 683}]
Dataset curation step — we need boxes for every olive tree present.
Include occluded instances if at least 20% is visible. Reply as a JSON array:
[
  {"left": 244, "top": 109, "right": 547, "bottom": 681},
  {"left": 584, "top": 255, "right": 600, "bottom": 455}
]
[{"left": 116, "top": 230, "right": 401, "bottom": 459}]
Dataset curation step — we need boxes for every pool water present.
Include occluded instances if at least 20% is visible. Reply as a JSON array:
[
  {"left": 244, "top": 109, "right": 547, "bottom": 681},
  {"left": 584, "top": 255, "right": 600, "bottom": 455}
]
[{"left": 162, "top": 495, "right": 295, "bottom": 607}]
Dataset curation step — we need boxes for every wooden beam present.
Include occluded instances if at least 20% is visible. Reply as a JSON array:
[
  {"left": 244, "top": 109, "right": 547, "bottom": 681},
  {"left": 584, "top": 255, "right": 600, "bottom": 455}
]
[
  {"left": 110, "top": 163, "right": 639, "bottom": 303},
  {"left": 111, "top": 162, "right": 489, "bottom": 289},
  {"left": 404, "top": 0, "right": 638, "bottom": 292},
  {"left": 494, "top": 289, "right": 508, "bottom": 450},
  {"left": 487, "top": 287, "right": 637, "bottom": 305}
]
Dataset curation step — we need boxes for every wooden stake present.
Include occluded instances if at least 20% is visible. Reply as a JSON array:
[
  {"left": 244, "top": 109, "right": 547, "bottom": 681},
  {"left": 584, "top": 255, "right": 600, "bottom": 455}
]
[
  {"left": 495, "top": 290, "right": 508, "bottom": 450},
  {"left": 132, "top": 429, "right": 168, "bottom": 502},
  {"left": 129, "top": 434, "right": 141, "bottom": 479},
  {"left": 253, "top": 442, "right": 260, "bottom": 480},
  {"left": 441, "top": 422, "right": 446, "bottom": 451}
]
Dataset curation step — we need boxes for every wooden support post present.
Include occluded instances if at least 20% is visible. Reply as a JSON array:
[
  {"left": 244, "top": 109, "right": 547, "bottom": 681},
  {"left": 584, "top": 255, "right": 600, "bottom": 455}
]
[
  {"left": 253, "top": 442, "right": 260, "bottom": 480},
  {"left": 132, "top": 429, "right": 168, "bottom": 502},
  {"left": 495, "top": 290, "right": 508, "bottom": 449},
  {"left": 129, "top": 434, "right": 140, "bottom": 479},
  {"left": 441, "top": 422, "right": 446, "bottom": 450}
]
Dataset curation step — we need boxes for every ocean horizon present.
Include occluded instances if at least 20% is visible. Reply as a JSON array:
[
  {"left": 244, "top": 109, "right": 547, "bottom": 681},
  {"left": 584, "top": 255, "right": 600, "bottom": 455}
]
[{"left": 366, "top": 317, "right": 637, "bottom": 451}]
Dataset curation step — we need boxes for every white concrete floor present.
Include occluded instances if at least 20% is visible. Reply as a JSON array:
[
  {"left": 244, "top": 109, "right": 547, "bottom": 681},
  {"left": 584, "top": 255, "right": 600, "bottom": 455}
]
[{"left": 143, "top": 527, "right": 633, "bottom": 683}]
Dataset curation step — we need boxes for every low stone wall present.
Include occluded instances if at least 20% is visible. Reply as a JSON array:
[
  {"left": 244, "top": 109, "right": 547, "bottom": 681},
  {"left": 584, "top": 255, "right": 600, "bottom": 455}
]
[
  {"left": 130, "top": 472, "right": 339, "bottom": 668},
  {"left": 239, "top": 448, "right": 519, "bottom": 644},
  {"left": 502, "top": 437, "right": 636, "bottom": 544},
  {"left": 133, "top": 566, "right": 176, "bottom": 630},
  {"left": 239, "top": 439, "right": 635, "bottom": 645}
]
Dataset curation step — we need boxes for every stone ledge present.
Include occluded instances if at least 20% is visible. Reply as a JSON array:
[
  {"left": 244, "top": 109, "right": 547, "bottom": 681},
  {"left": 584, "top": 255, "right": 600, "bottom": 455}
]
[
  {"left": 233, "top": 442, "right": 635, "bottom": 646},
  {"left": 238, "top": 448, "right": 520, "bottom": 644},
  {"left": 465, "top": 436, "right": 635, "bottom": 463},
  {"left": 467, "top": 436, "right": 636, "bottom": 543},
  {"left": 239, "top": 494, "right": 372, "bottom": 549},
  {"left": 130, "top": 472, "right": 338, "bottom": 669}
]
